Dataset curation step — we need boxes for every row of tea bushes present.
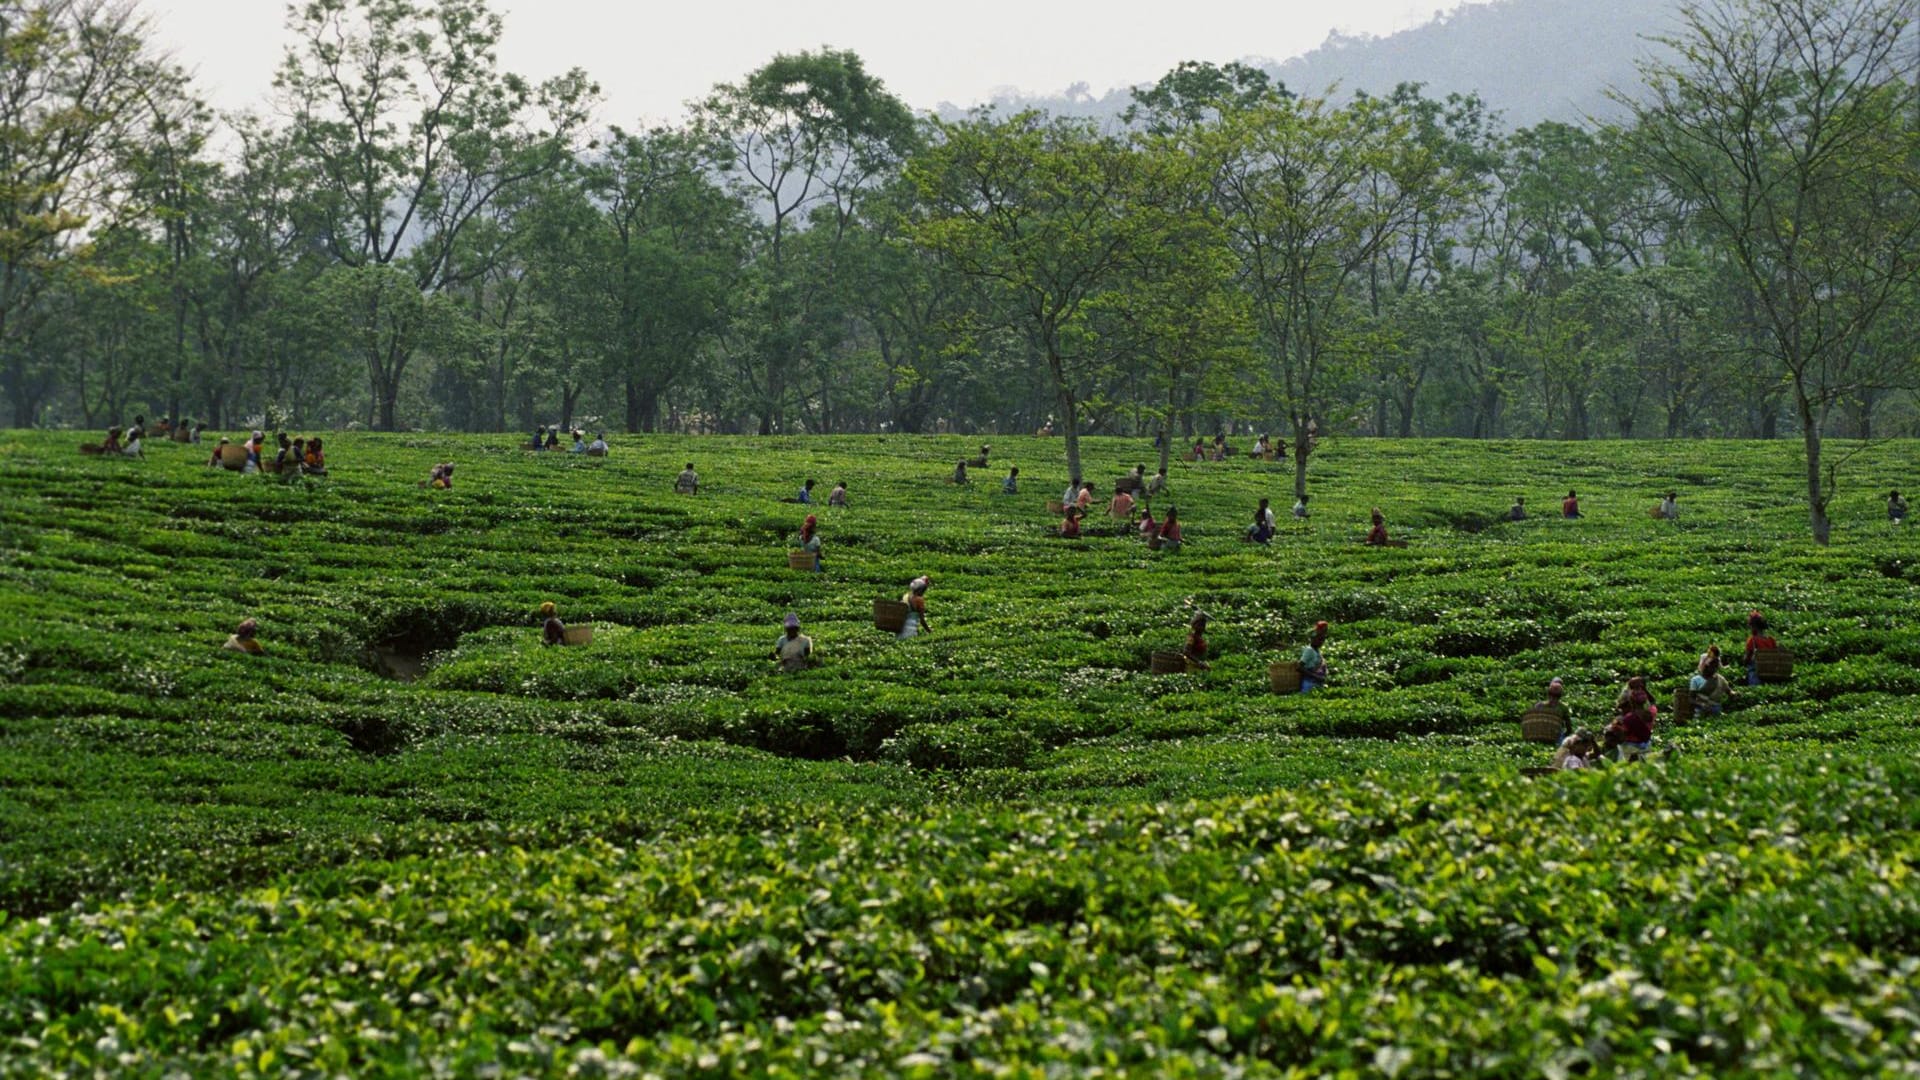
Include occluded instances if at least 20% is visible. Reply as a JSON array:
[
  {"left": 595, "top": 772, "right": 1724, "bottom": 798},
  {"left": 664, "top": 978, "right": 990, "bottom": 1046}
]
[{"left": 3, "top": 760, "right": 1914, "bottom": 1075}]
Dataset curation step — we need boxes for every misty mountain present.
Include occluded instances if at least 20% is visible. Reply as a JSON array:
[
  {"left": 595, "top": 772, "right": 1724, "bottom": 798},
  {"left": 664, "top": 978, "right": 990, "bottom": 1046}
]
[{"left": 936, "top": 0, "right": 1683, "bottom": 131}]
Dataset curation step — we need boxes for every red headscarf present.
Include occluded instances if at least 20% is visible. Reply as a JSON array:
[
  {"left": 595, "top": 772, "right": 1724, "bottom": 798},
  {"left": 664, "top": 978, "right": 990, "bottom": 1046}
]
[{"left": 802, "top": 515, "right": 817, "bottom": 541}]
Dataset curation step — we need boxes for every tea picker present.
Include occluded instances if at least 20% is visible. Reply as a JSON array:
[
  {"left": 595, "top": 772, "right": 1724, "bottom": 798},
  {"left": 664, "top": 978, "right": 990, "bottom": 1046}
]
[
  {"left": 1299, "top": 621, "right": 1330, "bottom": 691},
  {"left": 1519, "top": 678, "right": 1569, "bottom": 743},
  {"left": 1742, "top": 610, "right": 1793, "bottom": 685},
  {"left": 1184, "top": 612, "right": 1210, "bottom": 671},
  {"left": 541, "top": 602, "right": 566, "bottom": 646},
  {"left": 1552, "top": 731, "right": 1600, "bottom": 770},
  {"left": 773, "top": 613, "right": 814, "bottom": 672},
  {"left": 797, "top": 515, "right": 823, "bottom": 571},
  {"left": 898, "top": 577, "right": 931, "bottom": 638},
  {"left": 1605, "top": 677, "right": 1657, "bottom": 761},
  {"left": 223, "top": 618, "right": 264, "bottom": 655}
]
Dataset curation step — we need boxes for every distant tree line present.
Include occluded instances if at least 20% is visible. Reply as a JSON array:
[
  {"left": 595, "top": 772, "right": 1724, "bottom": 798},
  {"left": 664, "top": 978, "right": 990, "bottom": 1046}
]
[{"left": 2, "top": 0, "right": 1916, "bottom": 539}]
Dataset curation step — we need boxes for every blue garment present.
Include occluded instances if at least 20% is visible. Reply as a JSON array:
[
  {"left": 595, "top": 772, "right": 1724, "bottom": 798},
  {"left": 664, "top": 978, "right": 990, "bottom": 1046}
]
[{"left": 798, "top": 488, "right": 812, "bottom": 504}]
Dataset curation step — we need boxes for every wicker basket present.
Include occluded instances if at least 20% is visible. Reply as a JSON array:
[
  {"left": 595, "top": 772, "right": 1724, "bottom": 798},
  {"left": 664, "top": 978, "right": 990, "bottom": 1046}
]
[
  {"left": 788, "top": 550, "right": 817, "bottom": 570},
  {"left": 562, "top": 625, "right": 593, "bottom": 646},
  {"left": 1519, "top": 708, "right": 1565, "bottom": 744},
  {"left": 78, "top": 443, "right": 105, "bottom": 455},
  {"left": 873, "top": 599, "right": 910, "bottom": 633},
  {"left": 1045, "top": 500, "right": 1066, "bottom": 515},
  {"left": 1672, "top": 687, "right": 1694, "bottom": 725},
  {"left": 1180, "top": 451, "right": 1199, "bottom": 462},
  {"left": 1755, "top": 648, "right": 1794, "bottom": 682},
  {"left": 1150, "top": 650, "right": 1191, "bottom": 675},
  {"left": 1268, "top": 660, "right": 1302, "bottom": 694},
  {"left": 219, "top": 444, "right": 249, "bottom": 470}
]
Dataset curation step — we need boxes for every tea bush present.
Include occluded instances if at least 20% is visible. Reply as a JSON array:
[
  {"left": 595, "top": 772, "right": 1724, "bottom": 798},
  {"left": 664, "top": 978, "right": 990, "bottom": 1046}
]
[{"left": 2, "top": 430, "right": 1917, "bottom": 1071}]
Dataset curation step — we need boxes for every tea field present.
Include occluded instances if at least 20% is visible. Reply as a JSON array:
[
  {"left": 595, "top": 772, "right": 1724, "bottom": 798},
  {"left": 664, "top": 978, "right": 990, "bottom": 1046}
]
[{"left": 2, "top": 431, "right": 1917, "bottom": 1074}]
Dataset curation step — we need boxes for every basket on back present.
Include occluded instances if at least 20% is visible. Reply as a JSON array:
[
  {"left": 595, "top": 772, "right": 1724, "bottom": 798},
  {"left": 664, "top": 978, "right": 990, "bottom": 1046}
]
[
  {"left": 1672, "top": 687, "right": 1694, "bottom": 725},
  {"left": 1045, "top": 500, "right": 1066, "bottom": 515},
  {"left": 788, "top": 550, "right": 817, "bottom": 570},
  {"left": 1754, "top": 648, "right": 1794, "bottom": 682},
  {"left": 1519, "top": 708, "right": 1565, "bottom": 744},
  {"left": 1149, "top": 650, "right": 1191, "bottom": 675},
  {"left": 873, "top": 599, "right": 909, "bottom": 633},
  {"left": 561, "top": 625, "right": 593, "bottom": 646},
  {"left": 219, "top": 444, "right": 249, "bottom": 470},
  {"left": 1268, "top": 660, "right": 1302, "bottom": 694}
]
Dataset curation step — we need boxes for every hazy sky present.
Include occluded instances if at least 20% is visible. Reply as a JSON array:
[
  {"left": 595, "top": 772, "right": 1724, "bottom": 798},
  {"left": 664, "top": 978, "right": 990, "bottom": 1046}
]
[{"left": 147, "top": 0, "right": 1484, "bottom": 126}]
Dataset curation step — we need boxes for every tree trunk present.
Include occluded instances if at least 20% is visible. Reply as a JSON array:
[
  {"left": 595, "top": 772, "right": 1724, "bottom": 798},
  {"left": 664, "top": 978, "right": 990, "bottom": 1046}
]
[
  {"left": 376, "top": 378, "right": 400, "bottom": 431},
  {"left": 1800, "top": 398, "right": 1830, "bottom": 545},
  {"left": 1056, "top": 378, "right": 1082, "bottom": 484},
  {"left": 1292, "top": 423, "right": 1311, "bottom": 501}
]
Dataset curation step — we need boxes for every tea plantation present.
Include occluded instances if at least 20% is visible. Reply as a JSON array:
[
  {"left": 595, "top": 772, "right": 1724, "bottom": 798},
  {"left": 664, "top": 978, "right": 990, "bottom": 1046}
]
[{"left": 2, "top": 431, "right": 1917, "bottom": 1074}]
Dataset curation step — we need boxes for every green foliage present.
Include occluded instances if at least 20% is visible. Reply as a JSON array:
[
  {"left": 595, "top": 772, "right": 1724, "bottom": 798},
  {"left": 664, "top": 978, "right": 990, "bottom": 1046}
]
[{"left": 3, "top": 426, "right": 1919, "bottom": 1071}]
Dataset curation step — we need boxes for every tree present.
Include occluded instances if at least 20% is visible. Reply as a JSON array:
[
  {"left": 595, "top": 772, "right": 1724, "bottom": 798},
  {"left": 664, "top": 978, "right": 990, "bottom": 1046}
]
[
  {"left": 575, "top": 127, "right": 747, "bottom": 433},
  {"left": 1626, "top": 0, "right": 1920, "bottom": 542},
  {"left": 0, "top": 0, "right": 193, "bottom": 426},
  {"left": 908, "top": 111, "right": 1211, "bottom": 482},
  {"left": 1211, "top": 92, "right": 1462, "bottom": 498},
  {"left": 276, "top": 0, "right": 594, "bottom": 429},
  {"left": 697, "top": 48, "right": 916, "bottom": 434}
]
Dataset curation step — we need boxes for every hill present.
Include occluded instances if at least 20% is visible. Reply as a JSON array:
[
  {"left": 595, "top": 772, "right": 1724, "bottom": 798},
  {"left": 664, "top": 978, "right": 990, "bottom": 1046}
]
[{"left": 946, "top": 0, "right": 1681, "bottom": 129}]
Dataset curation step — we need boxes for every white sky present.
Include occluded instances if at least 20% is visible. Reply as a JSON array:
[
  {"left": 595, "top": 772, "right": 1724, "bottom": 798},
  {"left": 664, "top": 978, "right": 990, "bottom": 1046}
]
[{"left": 146, "top": 0, "right": 1484, "bottom": 127}]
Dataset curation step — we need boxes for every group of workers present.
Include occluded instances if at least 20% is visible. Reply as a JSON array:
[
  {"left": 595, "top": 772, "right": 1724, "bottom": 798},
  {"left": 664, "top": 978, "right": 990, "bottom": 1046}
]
[
  {"left": 1533, "top": 609, "right": 1785, "bottom": 768},
  {"left": 201, "top": 430, "right": 328, "bottom": 477},
  {"left": 92, "top": 416, "right": 211, "bottom": 457},
  {"left": 529, "top": 426, "right": 609, "bottom": 454}
]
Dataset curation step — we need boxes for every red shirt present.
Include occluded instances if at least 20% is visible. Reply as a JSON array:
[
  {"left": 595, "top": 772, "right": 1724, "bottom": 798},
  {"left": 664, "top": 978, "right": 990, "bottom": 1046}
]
[
  {"left": 1744, "top": 634, "right": 1777, "bottom": 661},
  {"left": 1061, "top": 517, "right": 1081, "bottom": 538},
  {"left": 1610, "top": 707, "right": 1654, "bottom": 744},
  {"left": 1563, "top": 497, "right": 1578, "bottom": 516},
  {"left": 1160, "top": 520, "right": 1182, "bottom": 543}
]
